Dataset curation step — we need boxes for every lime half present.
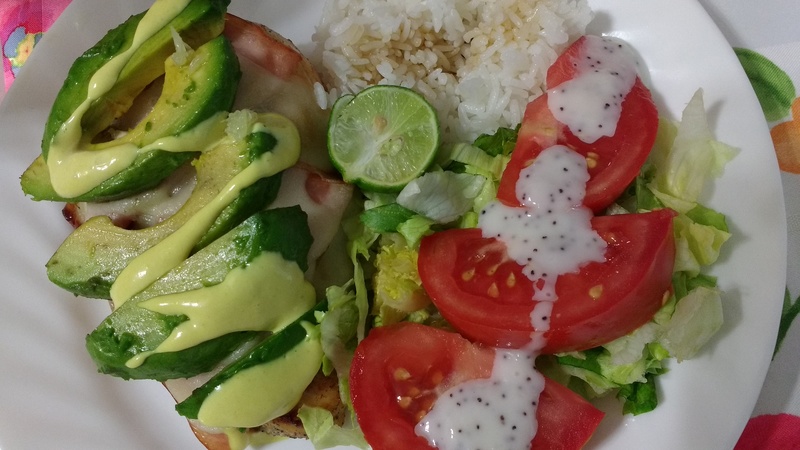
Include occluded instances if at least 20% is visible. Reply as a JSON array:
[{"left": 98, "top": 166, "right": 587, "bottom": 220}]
[{"left": 327, "top": 85, "right": 440, "bottom": 192}]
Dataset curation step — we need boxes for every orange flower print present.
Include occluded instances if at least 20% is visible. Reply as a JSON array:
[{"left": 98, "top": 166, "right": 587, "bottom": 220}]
[{"left": 771, "top": 97, "right": 800, "bottom": 174}]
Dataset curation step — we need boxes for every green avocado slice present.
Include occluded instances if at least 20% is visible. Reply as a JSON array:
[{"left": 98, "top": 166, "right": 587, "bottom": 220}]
[
  {"left": 45, "top": 123, "right": 286, "bottom": 299},
  {"left": 85, "top": 206, "right": 313, "bottom": 381},
  {"left": 175, "top": 302, "right": 326, "bottom": 426},
  {"left": 21, "top": 0, "right": 236, "bottom": 202}
]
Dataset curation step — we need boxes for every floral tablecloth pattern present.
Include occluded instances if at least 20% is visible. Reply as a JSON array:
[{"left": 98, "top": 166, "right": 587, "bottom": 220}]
[
  {"left": 2, "top": 0, "right": 798, "bottom": 448},
  {"left": 0, "top": 0, "right": 69, "bottom": 92}
]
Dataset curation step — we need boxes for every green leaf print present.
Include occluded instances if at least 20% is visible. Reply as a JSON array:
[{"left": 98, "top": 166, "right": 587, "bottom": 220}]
[
  {"left": 774, "top": 288, "right": 800, "bottom": 357},
  {"left": 735, "top": 48, "right": 796, "bottom": 122}
]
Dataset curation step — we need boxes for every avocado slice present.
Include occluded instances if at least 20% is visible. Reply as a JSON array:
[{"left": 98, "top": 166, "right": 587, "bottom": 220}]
[
  {"left": 45, "top": 121, "right": 287, "bottom": 299},
  {"left": 85, "top": 206, "right": 313, "bottom": 381},
  {"left": 175, "top": 302, "right": 326, "bottom": 426},
  {"left": 21, "top": 0, "right": 236, "bottom": 202}
]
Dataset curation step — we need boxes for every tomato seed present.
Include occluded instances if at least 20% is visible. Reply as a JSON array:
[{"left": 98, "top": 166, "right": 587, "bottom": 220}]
[
  {"left": 461, "top": 268, "right": 475, "bottom": 281},
  {"left": 586, "top": 151, "right": 599, "bottom": 169},
  {"left": 506, "top": 272, "right": 516, "bottom": 287},
  {"left": 487, "top": 282, "right": 500, "bottom": 298},
  {"left": 394, "top": 367, "right": 411, "bottom": 381},
  {"left": 398, "top": 396, "right": 412, "bottom": 409},
  {"left": 429, "top": 371, "right": 444, "bottom": 386}
]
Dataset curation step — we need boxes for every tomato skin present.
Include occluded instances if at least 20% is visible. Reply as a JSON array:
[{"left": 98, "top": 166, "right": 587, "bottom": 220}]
[
  {"left": 496, "top": 94, "right": 559, "bottom": 207},
  {"left": 497, "top": 37, "right": 659, "bottom": 213},
  {"left": 350, "top": 323, "right": 495, "bottom": 450},
  {"left": 349, "top": 322, "right": 603, "bottom": 450},
  {"left": 532, "top": 376, "right": 604, "bottom": 450},
  {"left": 418, "top": 208, "right": 677, "bottom": 352}
]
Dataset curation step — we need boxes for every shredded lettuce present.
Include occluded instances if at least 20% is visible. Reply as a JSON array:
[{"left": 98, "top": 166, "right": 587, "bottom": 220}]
[
  {"left": 396, "top": 215, "right": 436, "bottom": 248},
  {"left": 314, "top": 87, "right": 737, "bottom": 439},
  {"left": 471, "top": 124, "right": 519, "bottom": 157},
  {"left": 436, "top": 139, "right": 509, "bottom": 215},
  {"left": 617, "top": 373, "right": 660, "bottom": 415},
  {"left": 297, "top": 405, "right": 368, "bottom": 450},
  {"left": 555, "top": 281, "right": 722, "bottom": 412},
  {"left": 555, "top": 321, "right": 667, "bottom": 394},
  {"left": 372, "top": 234, "right": 431, "bottom": 326},
  {"left": 341, "top": 212, "right": 378, "bottom": 342},
  {"left": 438, "top": 142, "right": 509, "bottom": 180},
  {"left": 648, "top": 89, "right": 738, "bottom": 212},
  {"left": 551, "top": 89, "right": 735, "bottom": 415},
  {"left": 360, "top": 203, "right": 416, "bottom": 233},
  {"left": 673, "top": 214, "right": 731, "bottom": 275},
  {"left": 320, "top": 283, "right": 360, "bottom": 379},
  {"left": 396, "top": 171, "right": 486, "bottom": 224},
  {"left": 659, "top": 285, "right": 724, "bottom": 361}
]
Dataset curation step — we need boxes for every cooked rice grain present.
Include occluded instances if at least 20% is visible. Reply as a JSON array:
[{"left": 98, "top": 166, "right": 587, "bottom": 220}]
[{"left": 313, "top": 0, "right": 593, "bottom": 143}]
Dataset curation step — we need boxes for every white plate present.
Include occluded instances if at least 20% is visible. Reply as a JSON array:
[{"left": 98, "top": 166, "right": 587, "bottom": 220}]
[{"left": 0, "top": 0, "right": 786, "bottom": 449}]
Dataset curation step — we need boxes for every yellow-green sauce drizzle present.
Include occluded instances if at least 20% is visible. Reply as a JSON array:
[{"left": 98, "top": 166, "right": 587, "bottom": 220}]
[
  {"left": 58, "top": 0, "right": 322, "bottom": 434},
  {"left": 126, "top": 251, "right": 316, "bottom": 369},
  {"left": 110, "top": 113, "right": 301, "bottom": 307},
  {"left": 46, "top": 0, "right": 193, "bottom": 198},
  {"left": 197, "top": 323, "right": 323, "bottom": 428}
]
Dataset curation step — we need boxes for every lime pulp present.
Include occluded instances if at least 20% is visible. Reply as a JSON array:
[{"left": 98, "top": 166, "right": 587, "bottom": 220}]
[{"left": 327, "top": 85, "right": 440, "bottom": 192}]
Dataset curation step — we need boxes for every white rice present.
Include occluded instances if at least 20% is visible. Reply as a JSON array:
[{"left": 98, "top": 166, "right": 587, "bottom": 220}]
[{"left": 313, "top": 0, "right": 594, "bottom": 143}]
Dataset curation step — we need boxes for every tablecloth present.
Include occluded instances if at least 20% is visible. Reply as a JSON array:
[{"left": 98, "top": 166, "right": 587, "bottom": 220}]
[
  {"left": 696, "top": 0, "right": 800, "bottom": 448},
  {"left": 1, "top": 0, "right": 798, "bottom": 448}
]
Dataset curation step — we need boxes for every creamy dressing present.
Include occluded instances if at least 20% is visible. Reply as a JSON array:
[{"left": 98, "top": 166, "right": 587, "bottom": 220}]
[
  {"left": 46, "top": 0, "right": 193, "bottom": 198},
  {"left": 480, "top": 145, "right": 606, "bottom": 302},
  {"left": 51, "top": 0, "right": 639, "bottom": 439},
  {"left": 196, "top": 323, "right": 323, "bottom": 428},
  {"left": 547, "top": 35, "right": 638, "bottom": 144},
  {"left": 126, "top": 252, "right": 316, "bottom": 368},
  {"left": 110, "top": 113, "right": 300, "bottom": 307},
  {"left": 417, "top": 35, "right": 645, "bottom": 448},
  {"left": 415, "top": 350, "right": 545, "bottom": 450},
  {"left": 417, "top": 146, "right": 605, "bottom": 448},
  {"left": 223, "top": 428, "right": 286, "bottom": 450},
  {"left": 50, "top": 0, "right": 328, "bottom": 435}
]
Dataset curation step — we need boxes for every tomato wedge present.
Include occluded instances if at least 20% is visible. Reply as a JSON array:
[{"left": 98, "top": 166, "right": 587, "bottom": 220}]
[
  {"left": 496, "top": 36, "right": 659, "bottom": 213},
  {"left": 349, "top": 322, "right": 604, "bottom": 450},
  {"left": 418, "top": 208, "right": 676, "bottom": 352}
]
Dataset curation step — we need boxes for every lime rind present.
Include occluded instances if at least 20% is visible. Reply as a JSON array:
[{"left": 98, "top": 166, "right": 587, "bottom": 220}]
[{"left": 328, "top": 85, "right": 440, "bottom": 192}]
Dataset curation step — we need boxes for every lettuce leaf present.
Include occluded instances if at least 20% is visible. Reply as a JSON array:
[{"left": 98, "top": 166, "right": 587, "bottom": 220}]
[
  {"left": 438, "top": 142, "right": 509, "bottom": 180},
  {"left": 297, "top": 405, "right": 368, "bottom": 450},
  {"left": 396, "top": 171, "right": 486, "bottom": 224},
  {"left": 659, "top": 285, "right": 724, "bottom": 361},
  {"left": 472, "top": 125, "right": 519, "bottom": 156},
  {"left": 673, "top": 214, "right": 731, "bottom": 276},
  {"left": 617, "top": 373, "right": 660, "bottom": 415},
  {"left": 552, "top": 89, "right": 735, "bottom": 416},
  {"left": 372, "top": 234, "right": 431, "bottom": 325},
  {"left": 648, "top": 89, "right": 738, "bottom": 213},
  {"left": 341, "top": 212, "right": 378, "bottom": 342}
]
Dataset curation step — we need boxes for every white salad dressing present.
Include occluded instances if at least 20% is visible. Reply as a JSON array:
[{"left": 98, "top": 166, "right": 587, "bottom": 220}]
[
  {"left": 415, "top": 350, "right": 545, "bottom": 450},
  {"left": 547, "top": 35, "right": 639, "bottom": 144},
  {"left": 415, "top": 34, "right": 644, "bottom": 449},
  {"left": 479, "top": 145, "right": 607, "bottom": 303},
  {"left": 416, "top": 145, "right": 606, "bottom": 448}
]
